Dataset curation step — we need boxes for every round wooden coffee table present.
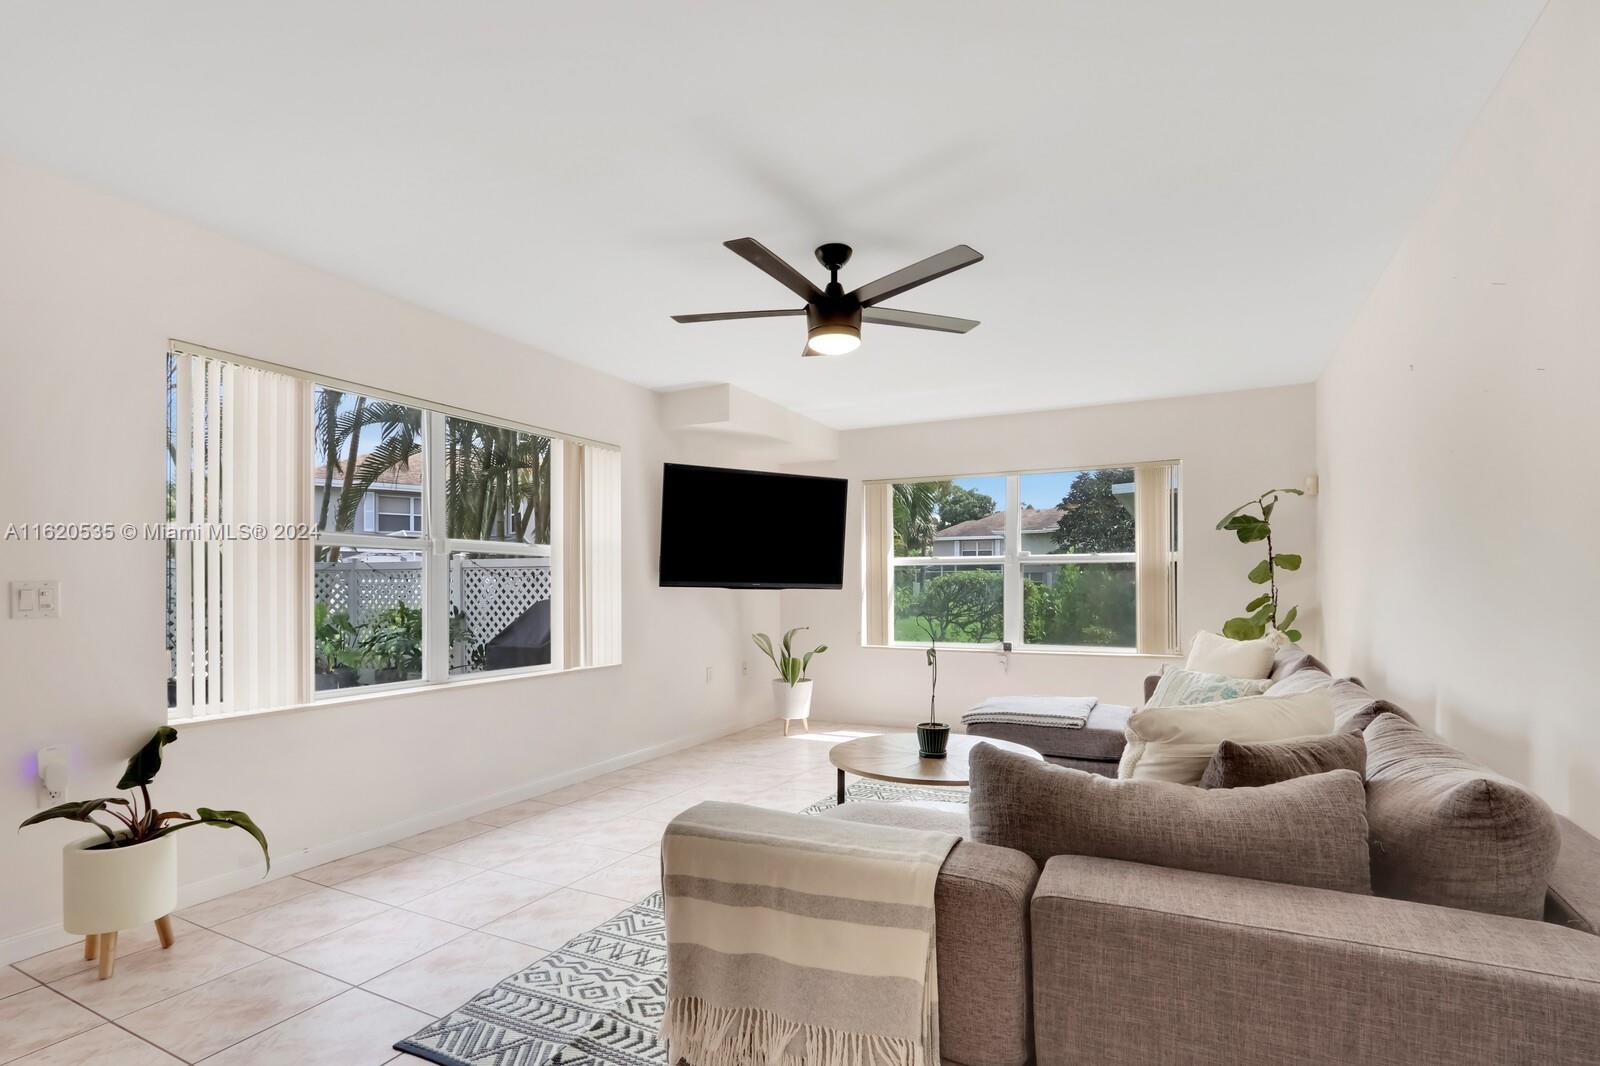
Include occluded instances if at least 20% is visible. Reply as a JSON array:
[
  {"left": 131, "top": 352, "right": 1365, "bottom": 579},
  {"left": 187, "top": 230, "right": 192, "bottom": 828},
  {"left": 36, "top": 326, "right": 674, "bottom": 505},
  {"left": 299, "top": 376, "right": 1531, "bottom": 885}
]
[{"left": 828, "top": 733, "right": 1043, "bottom": 804}]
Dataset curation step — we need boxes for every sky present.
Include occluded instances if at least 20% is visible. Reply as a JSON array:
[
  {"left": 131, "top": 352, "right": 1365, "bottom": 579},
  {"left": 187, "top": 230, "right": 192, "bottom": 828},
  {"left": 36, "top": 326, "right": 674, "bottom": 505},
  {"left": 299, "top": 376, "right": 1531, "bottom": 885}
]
[{"left": 954, "top": 472, "right": 1083, "bottom": 513}]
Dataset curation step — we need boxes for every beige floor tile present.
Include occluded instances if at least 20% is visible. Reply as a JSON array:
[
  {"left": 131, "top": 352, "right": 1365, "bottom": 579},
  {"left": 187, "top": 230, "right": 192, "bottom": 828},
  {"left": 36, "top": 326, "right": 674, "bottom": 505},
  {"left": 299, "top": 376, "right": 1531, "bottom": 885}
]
[
  {"left": 402, "top": 870, "right": 560, "bottom": 928},
  {"left": 10, "top": 1023, "right": 181, "bottom": 1065},
  {"left": 48, "top": 926, "right": 267, "bottom": 1019},
  {"left": 591, "top": 816, "right": 669, "bottom": 853},
  {"left": 298, "top": 847, "right": 414, "bottom": 887},
  {"left": 508, "top": 805, "right": 619, "bottom": 838},
  {"left": 466, "top": 798, "right": 559, "bottom": 827},
  {"left": 631, "top": 794, "right": 707, "bottom": 822},
  {"left": 361, "top": 932, "right": 545, "bottom": 1017},
  {"left": 428, "top": 827, "right": 552, "bottom": 869},
  {"left": 0, "top": 987, "right": 100, "bottom": 1064},
  {"left": 282, "top": 909, "right": 466, "bottom": 985},
  {"left": 178, "top": 876, "right": 321, "bottom": 928},
  {"left": 0, "top": 971, "right": 35, "bottom": 1000},
  {"left": 16, "top": 920, "right": 181, "bottom": 984},
  {"left": 479, "top": 889, "right": 628, "bottom": 950},
  {"left": 494, "top": 841, "right": 633, "bottom": 886},
  {"left": 390, "top": 820, "right": 492, "bottom": 854},
  {"left": 118, "top": 957, "right": 346, "bottom": 1062},
  {"left": 200, "top": 989, "right": 431, "bottom": 1066},
  {"left": 336, "top": 855, "right": 480, "bottom": 906},
  {"left": 213, "top": 886, "right": 388, "bottom": 954},
  {"left": 531, "top": 780, "right": 608, "bottom": 805},
  {"left": 568, "top": 854, "right": 663, "bottom": 902},
  {"left": 634, "top": 841, "right": 662, "bottom": 860},
  {"left": 559, "top": 787, "right": 658, "bottom": 819}
]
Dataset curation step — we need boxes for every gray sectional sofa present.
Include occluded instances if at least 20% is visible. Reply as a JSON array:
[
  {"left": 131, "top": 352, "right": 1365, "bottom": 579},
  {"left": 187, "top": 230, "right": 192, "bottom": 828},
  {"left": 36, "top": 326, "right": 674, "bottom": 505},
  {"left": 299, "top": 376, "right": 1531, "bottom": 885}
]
[{"left": 819, "top": 648, "right": 1600, "bottom": 1065}]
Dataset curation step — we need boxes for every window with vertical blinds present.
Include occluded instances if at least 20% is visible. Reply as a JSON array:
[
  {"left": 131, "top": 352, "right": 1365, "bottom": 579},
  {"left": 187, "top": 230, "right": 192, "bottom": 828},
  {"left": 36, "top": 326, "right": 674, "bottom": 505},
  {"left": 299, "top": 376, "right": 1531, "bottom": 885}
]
[
  {"left": 862, "top": 463, "right": 1179, "bottom": 654},
  {"left": 166, "top": 341, "right": 622, "bottom": 720}
]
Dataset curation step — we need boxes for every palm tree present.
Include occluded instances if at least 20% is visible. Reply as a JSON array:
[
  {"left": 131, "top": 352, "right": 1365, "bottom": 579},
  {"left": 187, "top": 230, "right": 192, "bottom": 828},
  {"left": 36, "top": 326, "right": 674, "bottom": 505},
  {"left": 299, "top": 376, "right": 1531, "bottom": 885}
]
[{"left": 893, "top": 481, "right": 943, "bottom": 556}]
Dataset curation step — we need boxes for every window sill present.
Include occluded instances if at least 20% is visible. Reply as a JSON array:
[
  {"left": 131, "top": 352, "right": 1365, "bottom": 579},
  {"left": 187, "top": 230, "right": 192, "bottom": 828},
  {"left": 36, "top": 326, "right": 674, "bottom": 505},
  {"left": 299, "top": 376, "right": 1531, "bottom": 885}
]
[
  {"left": 870, "top": 641, "right": 1180, "bottom": 660},
  {"left": 168, "top": 661, "right": 620, "bottom": 729}
]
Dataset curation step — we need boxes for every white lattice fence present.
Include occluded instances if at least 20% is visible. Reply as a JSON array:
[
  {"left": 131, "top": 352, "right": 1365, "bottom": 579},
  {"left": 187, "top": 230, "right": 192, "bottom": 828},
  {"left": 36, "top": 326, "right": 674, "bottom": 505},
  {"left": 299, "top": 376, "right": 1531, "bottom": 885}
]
[
  {"left": 452, "top": 557, "right": 553, "bottom": 646},
  {"left": 314, "top": 559, "right": 426, "bottom": 622}
]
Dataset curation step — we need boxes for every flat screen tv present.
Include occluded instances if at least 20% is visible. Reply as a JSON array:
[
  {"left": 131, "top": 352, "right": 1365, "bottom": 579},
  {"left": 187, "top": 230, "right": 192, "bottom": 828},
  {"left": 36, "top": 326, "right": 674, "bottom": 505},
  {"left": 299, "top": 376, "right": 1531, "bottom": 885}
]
[{"left": 660, "top": 463, "right": 847, "bottom": 589}]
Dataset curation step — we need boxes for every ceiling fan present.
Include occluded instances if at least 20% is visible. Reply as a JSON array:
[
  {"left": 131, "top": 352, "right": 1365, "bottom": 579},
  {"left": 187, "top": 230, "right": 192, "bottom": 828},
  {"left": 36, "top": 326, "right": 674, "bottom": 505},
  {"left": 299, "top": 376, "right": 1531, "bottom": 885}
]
[{"left": 671, "top": 238, "right": 983, "bottom": 357}]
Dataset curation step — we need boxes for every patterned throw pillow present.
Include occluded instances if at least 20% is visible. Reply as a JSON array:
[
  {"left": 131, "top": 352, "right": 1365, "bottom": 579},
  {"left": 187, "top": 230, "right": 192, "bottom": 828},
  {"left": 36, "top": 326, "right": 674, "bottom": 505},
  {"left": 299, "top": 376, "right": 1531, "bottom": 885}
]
[{"left": 1148, "top": 668, "right": 1272, "bottom": 707}]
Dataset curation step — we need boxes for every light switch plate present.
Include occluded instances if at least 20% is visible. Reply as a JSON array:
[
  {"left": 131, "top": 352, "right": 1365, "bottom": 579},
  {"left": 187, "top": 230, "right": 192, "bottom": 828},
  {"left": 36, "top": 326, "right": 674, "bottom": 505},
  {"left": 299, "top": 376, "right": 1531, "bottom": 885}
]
[{"left": 10, "top": 580, "right": 60, "bottom": 619}]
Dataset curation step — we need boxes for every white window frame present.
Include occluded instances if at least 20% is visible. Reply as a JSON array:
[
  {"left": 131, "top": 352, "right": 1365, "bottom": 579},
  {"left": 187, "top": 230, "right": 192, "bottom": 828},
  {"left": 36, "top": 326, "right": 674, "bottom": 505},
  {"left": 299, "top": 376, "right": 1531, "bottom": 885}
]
[{"left": 885, "top": 465, "right": 1178, "bottom": 654}]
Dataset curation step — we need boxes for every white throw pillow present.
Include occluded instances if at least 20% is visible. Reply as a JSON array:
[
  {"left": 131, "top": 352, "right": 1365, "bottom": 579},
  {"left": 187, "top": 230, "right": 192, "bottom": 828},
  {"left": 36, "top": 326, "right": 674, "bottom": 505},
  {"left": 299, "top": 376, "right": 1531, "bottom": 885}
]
[
  {"left": 1185, "top": 630, "right": 1276, "bottom": 679},
  {"left": 1119, "top": 690, "right": 1334, "bottom": 784},
  {"left": 1148, "top": 668, "right": 1272, "bottom": 707}
]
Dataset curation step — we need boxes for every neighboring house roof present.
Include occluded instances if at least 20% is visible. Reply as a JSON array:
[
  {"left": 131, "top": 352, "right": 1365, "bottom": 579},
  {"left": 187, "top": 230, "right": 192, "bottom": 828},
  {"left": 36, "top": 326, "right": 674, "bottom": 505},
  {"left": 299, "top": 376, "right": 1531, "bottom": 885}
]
[
  {"left": 934, "top": 507, "right": 1064, "bottom": 540},
  {"left": 312, "top": 454, "right": 422, "bottom": 490}
]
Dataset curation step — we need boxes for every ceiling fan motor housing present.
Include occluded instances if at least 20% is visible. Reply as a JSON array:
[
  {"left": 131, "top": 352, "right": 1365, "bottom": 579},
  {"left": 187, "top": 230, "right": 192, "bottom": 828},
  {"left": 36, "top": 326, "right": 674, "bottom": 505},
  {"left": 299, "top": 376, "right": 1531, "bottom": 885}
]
[{"left": 805, "top": 298, "right": 862, "bottom": 356}]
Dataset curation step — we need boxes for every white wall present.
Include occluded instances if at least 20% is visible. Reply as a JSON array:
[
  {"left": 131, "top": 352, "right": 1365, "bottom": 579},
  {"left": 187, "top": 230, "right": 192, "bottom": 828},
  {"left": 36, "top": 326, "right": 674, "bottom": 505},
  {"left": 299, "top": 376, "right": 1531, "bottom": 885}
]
[
  {"left": 1317, "top": 0, "right": 1600, "bottom": 834},
  {"left": 779, "top": 385, "right": 1319, "bottom": 723},
  {"left": 0, "top": 158, "right": 771, "bottom": 959}
]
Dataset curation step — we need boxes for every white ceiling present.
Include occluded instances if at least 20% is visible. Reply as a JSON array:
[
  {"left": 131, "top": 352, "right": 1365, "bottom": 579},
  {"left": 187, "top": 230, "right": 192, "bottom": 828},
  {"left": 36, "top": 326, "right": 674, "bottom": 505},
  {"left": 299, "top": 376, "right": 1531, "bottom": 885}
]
[{"left": 0, "top": 1, "right": 1544, "bottom": 429}]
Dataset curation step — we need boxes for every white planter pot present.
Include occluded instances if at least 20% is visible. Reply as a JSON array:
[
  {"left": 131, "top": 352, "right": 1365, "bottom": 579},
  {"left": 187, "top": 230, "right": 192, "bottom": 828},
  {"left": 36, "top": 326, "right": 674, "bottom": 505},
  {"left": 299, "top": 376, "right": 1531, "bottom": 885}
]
[
  {"left": 772, "top": 678, "right": 813, "bottom": 721},
  {"left": 62, "top": 833, "right": 177, "bottom": 935}
]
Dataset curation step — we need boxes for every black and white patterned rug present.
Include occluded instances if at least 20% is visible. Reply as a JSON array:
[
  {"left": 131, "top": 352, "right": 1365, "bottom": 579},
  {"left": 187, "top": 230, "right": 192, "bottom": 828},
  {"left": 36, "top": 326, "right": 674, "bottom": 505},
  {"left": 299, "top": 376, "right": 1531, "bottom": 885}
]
[{"left": 395, "top": 781, "right": 967, "bottom": 1066}]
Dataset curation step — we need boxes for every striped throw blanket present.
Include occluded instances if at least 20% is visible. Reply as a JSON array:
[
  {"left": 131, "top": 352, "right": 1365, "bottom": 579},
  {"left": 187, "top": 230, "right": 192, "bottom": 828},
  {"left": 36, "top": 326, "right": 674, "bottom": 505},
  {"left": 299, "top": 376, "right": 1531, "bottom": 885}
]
[
  {"left": 661, "top": 801, "right": 958, "bottom": 1066},
  {"left": 962, "top": 695, "right": 1097, "bottom": 730}
]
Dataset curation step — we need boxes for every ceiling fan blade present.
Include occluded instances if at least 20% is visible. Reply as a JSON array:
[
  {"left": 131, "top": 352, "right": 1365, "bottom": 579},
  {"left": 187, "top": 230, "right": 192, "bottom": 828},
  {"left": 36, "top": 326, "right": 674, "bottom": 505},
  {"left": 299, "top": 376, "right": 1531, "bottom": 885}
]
[
  {"left": 671, "top": 308, "right": 806, "bottom": 323},
  {"left": 723, "top": 238, "right": 825, "bottom": 303},
  {"left": 862, "top": 307, "right": 980, "bottom": 334},
  {"left": 851, "top": 245, "right": 983, "bottom": 307}
]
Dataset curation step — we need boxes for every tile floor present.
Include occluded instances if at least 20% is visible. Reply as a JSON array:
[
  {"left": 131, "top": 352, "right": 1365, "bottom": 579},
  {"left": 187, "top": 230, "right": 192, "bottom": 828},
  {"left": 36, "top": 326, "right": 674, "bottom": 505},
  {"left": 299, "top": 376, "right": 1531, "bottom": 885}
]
[{"left": 0, "top": 720, "right": 882, "bottom": 1065}]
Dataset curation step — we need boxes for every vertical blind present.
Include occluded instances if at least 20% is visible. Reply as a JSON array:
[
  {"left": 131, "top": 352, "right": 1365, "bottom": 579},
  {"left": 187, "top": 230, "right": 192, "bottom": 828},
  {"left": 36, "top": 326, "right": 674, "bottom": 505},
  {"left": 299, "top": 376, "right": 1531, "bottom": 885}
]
[
  {"left": 171, "top": 353, "right": 312, "bottom": 718},
  {"left": 562, "top": 442, "right": 623, "bottom": 668}
]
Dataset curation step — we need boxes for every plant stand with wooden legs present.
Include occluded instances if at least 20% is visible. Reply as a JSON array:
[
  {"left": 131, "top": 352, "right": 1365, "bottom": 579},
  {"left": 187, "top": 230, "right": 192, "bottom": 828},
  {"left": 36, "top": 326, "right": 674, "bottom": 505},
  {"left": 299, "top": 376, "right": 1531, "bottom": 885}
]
[{"left": 81, "top": 915, "right": 174, "bottom": 980}]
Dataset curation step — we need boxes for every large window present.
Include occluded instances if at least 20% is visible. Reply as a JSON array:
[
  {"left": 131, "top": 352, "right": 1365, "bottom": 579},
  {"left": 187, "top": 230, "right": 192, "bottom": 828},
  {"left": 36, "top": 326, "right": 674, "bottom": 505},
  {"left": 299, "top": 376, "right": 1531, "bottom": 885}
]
[
  {"left": 873, "top": 464, "right": 1178, "bottom": 653},
  {"left": 166, "top": 342, "right": 619, "bottom": 719}
]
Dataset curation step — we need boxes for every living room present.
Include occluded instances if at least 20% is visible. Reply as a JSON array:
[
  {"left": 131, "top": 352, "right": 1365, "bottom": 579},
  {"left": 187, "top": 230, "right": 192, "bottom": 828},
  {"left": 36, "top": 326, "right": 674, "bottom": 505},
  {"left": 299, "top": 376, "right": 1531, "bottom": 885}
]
[{"left": 1, "top": 2, "right": 1596, "bottom": 1063}]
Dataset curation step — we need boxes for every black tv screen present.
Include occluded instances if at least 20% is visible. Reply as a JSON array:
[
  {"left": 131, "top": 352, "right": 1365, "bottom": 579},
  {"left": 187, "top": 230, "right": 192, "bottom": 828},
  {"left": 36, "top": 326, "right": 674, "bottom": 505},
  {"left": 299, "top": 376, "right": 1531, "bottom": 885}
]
[{"left": 660, "top": 464, "right": 847, "bottom": 589}]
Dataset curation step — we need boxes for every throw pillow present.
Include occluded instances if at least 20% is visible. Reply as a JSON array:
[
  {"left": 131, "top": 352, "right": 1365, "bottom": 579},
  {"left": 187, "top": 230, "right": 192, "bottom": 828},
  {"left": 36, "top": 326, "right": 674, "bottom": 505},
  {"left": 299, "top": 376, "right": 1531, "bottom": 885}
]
[
  {"left": 1265, "top": 671, "right": 1416, "bottom": 732},
  {"left": 1148, "top": 668, "right": 1271, "bottom": 707},
  {"left": 1200, "top": 731, "right": 1366, "bottom": 789},
  {"left": 1118, "top": 689, "right": 1334, "bottom": 784},
  {"left": 968, "top": 743, "right": 1370, "bottom": 894},
  {"left": 1363, "top": 714, "right": 1560, "bottom": 920},
  {"left": 1184, "top": 630, "right": 1275, "bottom": 679}
]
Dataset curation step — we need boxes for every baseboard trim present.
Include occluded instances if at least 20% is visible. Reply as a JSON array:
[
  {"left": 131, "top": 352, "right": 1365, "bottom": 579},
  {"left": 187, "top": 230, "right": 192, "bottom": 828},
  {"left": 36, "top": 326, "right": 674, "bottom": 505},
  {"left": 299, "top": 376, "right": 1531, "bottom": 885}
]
[{"left": 1, "top": 712, "right": 768, "bottom": 965}]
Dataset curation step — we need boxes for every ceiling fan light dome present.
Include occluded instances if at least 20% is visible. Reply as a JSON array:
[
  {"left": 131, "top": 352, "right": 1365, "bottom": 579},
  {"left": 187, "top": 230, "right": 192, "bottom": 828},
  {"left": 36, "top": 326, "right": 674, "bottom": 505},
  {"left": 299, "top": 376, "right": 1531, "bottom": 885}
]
[{"left": 806, "top": 324, "right": 861, "bottom": 356}]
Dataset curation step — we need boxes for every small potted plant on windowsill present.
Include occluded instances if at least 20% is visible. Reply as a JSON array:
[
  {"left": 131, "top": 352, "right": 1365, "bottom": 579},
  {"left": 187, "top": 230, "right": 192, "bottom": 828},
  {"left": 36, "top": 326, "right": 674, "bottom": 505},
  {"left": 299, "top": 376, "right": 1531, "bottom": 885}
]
[
  {"left": 753, "top": 628, "right": 828, "bottom": 736},
  {"left": 357, "top": 601, "right": 424, "bottom": 685},
  {"left": 18, "top": 727, "right": 268, "bottom": 980}
]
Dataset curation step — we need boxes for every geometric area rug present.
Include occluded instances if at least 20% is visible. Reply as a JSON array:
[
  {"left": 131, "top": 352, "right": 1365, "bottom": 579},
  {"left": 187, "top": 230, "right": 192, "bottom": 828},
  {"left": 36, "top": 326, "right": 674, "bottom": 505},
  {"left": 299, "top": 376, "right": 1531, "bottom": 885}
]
[{"left": 394, "top": 781, "right": 968, "bottom": 1066}]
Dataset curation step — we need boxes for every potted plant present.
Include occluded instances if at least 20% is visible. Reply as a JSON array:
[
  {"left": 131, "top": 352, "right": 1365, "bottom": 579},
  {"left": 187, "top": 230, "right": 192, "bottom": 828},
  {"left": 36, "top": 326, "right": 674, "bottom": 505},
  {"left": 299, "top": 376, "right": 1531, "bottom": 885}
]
[
  {"left": 18, "top": 727, "right": 268, "bottom": 979},
  {"left": 313, "top": 601, "right": 361, "bottom": 690},
  {"left": 357, "top": 601, "right": 425, "bottom": 684},
  {"left": 917, "top": 624, "right": 949, "bottom": 758},
  {"left": 1216, "top": 487, "right": 1305, "bottom": 642},
  {"left": 753, "top": 628, "right": 827, "bottom": 736}
]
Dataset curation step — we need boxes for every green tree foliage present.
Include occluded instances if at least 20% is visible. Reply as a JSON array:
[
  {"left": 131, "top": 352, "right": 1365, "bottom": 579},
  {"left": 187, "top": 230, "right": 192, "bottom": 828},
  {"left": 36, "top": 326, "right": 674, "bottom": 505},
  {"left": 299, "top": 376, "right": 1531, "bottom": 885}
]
[
  {"left": 935, "top": 485, "right": 997, "bottom": 529},
  {"left": 901, "top": 570, "right": 1003, "bottom": 642},
  {"left": 1053, "top": 468, "right": 1136, "bottom": 552}
]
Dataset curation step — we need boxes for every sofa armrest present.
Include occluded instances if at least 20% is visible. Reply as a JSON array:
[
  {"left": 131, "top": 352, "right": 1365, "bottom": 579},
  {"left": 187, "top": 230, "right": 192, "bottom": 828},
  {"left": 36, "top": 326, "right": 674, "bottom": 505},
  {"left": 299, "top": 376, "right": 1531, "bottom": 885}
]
[
  {"left": 1142, "top": 673, "right": 1159, "bottom": 703},
  {"left": 827, "top": 803, "right": 1037, "bottom": 1066},
  {"left": 1031, "top": 855, "right": 1600, "bottom": 1066}
]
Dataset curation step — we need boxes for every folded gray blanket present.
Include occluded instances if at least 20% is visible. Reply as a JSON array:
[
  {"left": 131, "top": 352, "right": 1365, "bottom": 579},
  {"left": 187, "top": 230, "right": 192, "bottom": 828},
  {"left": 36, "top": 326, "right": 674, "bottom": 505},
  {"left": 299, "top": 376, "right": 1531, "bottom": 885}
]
[{"left": 962, "top": 696, "right": 1098, "bottom": 730}]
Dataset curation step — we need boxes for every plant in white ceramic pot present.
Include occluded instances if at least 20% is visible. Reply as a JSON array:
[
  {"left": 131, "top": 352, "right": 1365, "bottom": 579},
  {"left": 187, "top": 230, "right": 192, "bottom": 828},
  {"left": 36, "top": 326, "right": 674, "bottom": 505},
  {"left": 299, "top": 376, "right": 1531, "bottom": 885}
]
[
  {"left": 18, "top": 727, "right": 269, "bottom": 979},
  {"left": 753, "top": 627, "right": 828, "bottom": 736}
]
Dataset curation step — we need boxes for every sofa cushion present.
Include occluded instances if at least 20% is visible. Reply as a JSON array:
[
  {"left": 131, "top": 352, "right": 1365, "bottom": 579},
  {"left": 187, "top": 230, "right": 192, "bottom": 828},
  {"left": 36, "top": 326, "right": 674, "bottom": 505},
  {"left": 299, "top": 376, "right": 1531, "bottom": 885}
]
[
  {"left": 826, "top": 801, "right": 1036, "bottom": 1066},
  {"left": 1200, "top": 731, "right": 1366, "bottom": 789},
  {"left": 1546, "top": 815, "right": 1600, "bottom": 934},
  {"left": 1148, "top": 668, "right": 1272, "bottom": 707},
  {"left": 969, "top": 743, "right": 1371, "bottom": 894},
  {"left": 1119, "top": 689, "right": 1334, "bottom": 784},
  {"left": 1363, "top": 715, "right": 1560, "bottom": 920},
  {"left": 1264, "top": 670, "right": 1415, "bottom": 733},
  {"left": 1268, "top": 641, "right": 1330, "bottom": 680},
  {"left": 1185, "top": 630, "right": 1275, "bottom": 679}
]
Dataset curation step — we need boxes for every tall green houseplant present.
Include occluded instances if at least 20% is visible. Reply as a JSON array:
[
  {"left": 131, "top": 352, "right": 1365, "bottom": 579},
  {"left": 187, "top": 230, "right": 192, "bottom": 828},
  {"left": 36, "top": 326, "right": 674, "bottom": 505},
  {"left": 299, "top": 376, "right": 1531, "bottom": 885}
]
[{"left": 1217, "top": 487, "right": 1304, "bottom": 642}]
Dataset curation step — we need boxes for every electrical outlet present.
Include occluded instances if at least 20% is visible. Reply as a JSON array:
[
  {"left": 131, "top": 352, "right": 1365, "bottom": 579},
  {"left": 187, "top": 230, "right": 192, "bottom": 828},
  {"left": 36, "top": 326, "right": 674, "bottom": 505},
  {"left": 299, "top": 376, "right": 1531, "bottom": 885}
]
[{"left": 38, "top": 747, "right": 68, "bottom": 806}]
